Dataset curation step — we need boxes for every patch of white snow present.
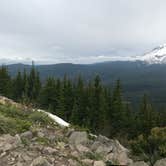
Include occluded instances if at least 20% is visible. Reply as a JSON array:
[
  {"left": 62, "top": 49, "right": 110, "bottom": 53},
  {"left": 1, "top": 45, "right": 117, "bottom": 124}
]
[{"left": 36, "top": 109, "right": 70, "bottom": 127}]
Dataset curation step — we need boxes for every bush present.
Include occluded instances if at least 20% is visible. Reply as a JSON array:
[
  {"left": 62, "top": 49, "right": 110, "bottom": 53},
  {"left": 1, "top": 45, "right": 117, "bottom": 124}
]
[
  {"left": 28, "top": 111, "right": 53, "bottom": 125},
  {"left": 130, "top": 127, "right": 166, "bottom": 165},
  {"left": 0, "top": 104, "right": 54, "bottom": 135},
  {"left": 0, "top": 104, "right": 29, "bottom": 119},
  {"left": 0, "top": 114, "right": 31, "bottom": 135},
  {"left": 84, "top": 152, "right": 103, "bottom": 160}
]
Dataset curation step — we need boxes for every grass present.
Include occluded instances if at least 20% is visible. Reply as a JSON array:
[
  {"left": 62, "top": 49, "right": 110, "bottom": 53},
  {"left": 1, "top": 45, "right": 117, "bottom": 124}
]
[
  {"left": 84, "top": 151, "right": 103, "bottom": 161},
  {"left": 0, "top": 103, "right": 54, "bottom": 135}
]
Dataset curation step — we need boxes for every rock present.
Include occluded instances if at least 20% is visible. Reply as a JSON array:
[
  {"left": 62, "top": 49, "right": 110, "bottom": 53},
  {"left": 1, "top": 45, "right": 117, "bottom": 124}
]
[
  {"left": 91, "top": 135, "right": 132, "bottom": 165},
  {"left": 93, "top": 160, "right": 106, "bottom": 166},
  {"left": 129, "top": 161, "right": 149, "bottom": 166},
  {"left": 76, "top": 144, "right": 90, "bottom": 153},
  {"left": 71, "top": 151, "right": 80, "bottom": 158},
  {"left": 96, "top": 135, "right": 110, "bottom": 144},
  {"left": 20, "top": 131, "right": 33, "bottom": 140},
  {"left": 106, "top": 151, "right": 133, "bottom": 165},
  {"left": 16, "top": 162, "right": 24, "bottom": 166},
  {"left": 21, "top": 152, "right": 31, "bottom": 161},
  {"left": 65, "top": 128, "right": 75, "bottom": 137},
  {"left": 91, "top": 141, "right": 113, "bottom": 155},
  {"left": 68, "top": 159, "right": 78, "bottom": 166},
  {"left": 30, "top": 156, "right": 52, "bottom": 166},
  {"left": 37, "top": 131, "right": 45, "bottom": 138},
  {"left": 57, "top": 142, "right": 66, "bottom": 150},
  {"left": 154, "top": 158, "right": 166, "bottom": 166},
  {"left": 69, "top": 131, "right": 88, "bottom": 145},
  {"left": 42, "top": 147, "right": 58, "bottom": 155},
  {"left": 81, "top": 159, "right": 94, "bottom": 165},
  {"left": 0, "top": 134, "right": 21, "bottom": 152},
  {"left": 104, "top": 139, "right": 133, "bottom": 165}
]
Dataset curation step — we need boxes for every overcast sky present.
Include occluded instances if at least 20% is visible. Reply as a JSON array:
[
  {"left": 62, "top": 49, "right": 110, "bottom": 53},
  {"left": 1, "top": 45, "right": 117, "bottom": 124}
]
[{"left": 0, "top": 0, "right": 166, "bottom": 64}]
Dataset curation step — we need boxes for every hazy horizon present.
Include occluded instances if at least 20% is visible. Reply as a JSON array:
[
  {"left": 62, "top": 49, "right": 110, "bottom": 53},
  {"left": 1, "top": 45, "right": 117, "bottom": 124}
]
[{"left": 1, "top": 0, "right": 166, "bottom": 64}]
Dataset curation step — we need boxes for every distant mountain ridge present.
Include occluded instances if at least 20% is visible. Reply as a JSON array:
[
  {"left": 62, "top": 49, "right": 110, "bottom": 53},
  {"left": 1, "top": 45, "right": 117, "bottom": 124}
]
[
  {"left": 5, "top": 61, "right": 166, "bottom": 109},
  {"left": 4, "top": 44, "right": 166, "bottom": 108}
]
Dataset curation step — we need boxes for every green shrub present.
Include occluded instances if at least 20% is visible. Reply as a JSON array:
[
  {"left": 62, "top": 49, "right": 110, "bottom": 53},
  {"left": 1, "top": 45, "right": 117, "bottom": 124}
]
[
  {"left": 28, "top": 111, "right": 53, "bottom": 125},
  {"left": 0, "top": 104, "right": 54, "bottom": 135},
  {"left": 130, "top": 127, "right": 166, "bottom": 165},
  {"left": 0, "top": 105, "right": 29, "bottom": 119},
  {"left": 0, "top": 114, "right": 31, "bottom": 135},
  {"left": 84, "top": 152, "right": 103, "bottom": 160},
  {"left": 36, "top": 137, "right": 50, "bottom": 145}
]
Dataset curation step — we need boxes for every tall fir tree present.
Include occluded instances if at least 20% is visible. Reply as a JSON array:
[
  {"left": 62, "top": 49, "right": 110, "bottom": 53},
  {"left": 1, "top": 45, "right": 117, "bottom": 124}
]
[
  {"left": 71, "top": 76, "right": 87, "bottom": 126},
  {"left": 27, "top": 63, "right": 41, "bottom": 102},
  {"left": 12, "top": 71, "right": 24, "bottom": 101},
  {"left": 0, "top": 66, "right": 11, "bottom": 97},
  {"left": 137, "top": 94, "right": 157, "bottom": 135},
  {"left": 110, "top": 79, "right": 125, "bottom": 136}
]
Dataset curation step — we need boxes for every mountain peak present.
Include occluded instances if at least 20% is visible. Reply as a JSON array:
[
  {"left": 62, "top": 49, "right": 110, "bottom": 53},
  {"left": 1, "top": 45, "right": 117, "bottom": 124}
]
[{"left": 141, "top": 44, "right": 166, "bottom": 64}]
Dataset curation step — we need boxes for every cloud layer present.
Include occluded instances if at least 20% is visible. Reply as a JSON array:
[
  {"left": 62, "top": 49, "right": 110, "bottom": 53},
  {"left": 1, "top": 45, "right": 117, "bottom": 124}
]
[{"left": 0, "top": 0, "right": 166, "bottom": 64}]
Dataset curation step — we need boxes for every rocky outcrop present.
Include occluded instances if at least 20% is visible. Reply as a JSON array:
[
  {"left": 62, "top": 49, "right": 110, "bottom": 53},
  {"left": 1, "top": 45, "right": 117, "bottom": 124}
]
[
  {"left": 90, "top": 135, "right": 133, "bottom": 165},
  {"left": 0, "top": 128, "right": 133, "bottom": 166}
]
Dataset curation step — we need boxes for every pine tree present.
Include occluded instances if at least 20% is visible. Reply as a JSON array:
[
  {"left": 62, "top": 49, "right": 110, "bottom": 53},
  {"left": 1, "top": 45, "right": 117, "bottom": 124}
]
[
  {"left": 138, "top": 94, "right": 157, "bottom": 135},
  {"left": 27, "top": 63, "right": 41, "bottom": 102},
  {"left": 110, "top": 79, "right": 125, "bottom": 135},
  {"left": 57, "top": 75, "right": 74, "bottom": 121},
  {"left": 88, "top": 75, "right": 106, "bottom": 133},
  {"left": 12, "top": 71, "right": 24, "bottom": 101},
  {"left": 39, "top": 77, "right": 56, "bottom": 110},
  {"left": 71, "top": 76, "right": 87, "bottom": 126},
  {"left": 0, "top": 66, "right": 11, "bottom": 97},
  {"left": 22, "top": 69, "right": 28, "bottom": 101}
]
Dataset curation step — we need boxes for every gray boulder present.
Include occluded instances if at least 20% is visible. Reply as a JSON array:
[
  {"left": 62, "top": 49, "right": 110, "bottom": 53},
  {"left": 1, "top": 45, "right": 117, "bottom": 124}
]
[
  {"left": 81, "top": 159, "right": 94, "bottom": 165},
  {"left": 76, "top": 144, "right": 90, "bottom": 153},
  {"left": 42, "top": 147, "right": 58, "bottom": 155},
  {"left": 0, "top": 134, "right": 21, "bottom": 152},
  {"left": 91, "top": 141, "right": 113, "bottom": 154},
  {"left": 69, "top": 131, "right": 88, "bottom": 145},
  {"left": 30, "top": 156, "right": 52, "bottom": 166},
  {"left": 154, "top": 158, "right": 166, "bottom": 166},
  {"left": 93, "top": 160, "right": 106, "bottom": 166},
  {"left": 20, "top": 131, "right": 33, "bottom": 140}
]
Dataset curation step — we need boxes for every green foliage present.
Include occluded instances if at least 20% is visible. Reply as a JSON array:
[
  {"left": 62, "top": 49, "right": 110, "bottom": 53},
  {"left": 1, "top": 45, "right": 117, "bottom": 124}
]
[
  {"left": 0, "top": 66, "right": 11, "bottom": 97},
  {"left": 0, "top": 104, "right": 54, "bottom": 135},
  {"left": 0, "top": 114, "right": 31, "bottom": 135},
  {"left": 84, "top": 152, "right": 103, "bottom": 160},
  {"left": 36, "top": 137, "right": 50, "bottom": 145},
  {"left": 28, "top": 111, "right": 54, "bottom": 125},
  {"left": 130, "top": 127, "right": 166, "bottom": 165}
]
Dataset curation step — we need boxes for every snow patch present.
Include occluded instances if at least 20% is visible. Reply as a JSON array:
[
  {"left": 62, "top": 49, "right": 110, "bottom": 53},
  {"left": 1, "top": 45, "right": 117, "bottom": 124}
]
[{"left": 36, "top": 109, "right": 70, "bottom": 127}]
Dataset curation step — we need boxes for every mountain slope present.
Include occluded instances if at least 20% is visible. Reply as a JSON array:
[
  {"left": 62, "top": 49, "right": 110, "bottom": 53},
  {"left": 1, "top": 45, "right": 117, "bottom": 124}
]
[{"left": 0, "top": 96, "right": 134, "bottom": 166}]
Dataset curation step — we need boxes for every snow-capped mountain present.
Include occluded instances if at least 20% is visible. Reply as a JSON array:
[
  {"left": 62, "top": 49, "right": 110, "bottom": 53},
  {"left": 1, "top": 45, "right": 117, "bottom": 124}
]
[{"left": 140, "top": 44, "right": 166, "bottom": 64}]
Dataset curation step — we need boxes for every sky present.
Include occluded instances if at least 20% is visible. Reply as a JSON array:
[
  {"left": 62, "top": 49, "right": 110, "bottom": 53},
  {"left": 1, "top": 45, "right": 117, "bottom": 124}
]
[{"left": 1, "top": 0, "right": 166, "bottom": 64}]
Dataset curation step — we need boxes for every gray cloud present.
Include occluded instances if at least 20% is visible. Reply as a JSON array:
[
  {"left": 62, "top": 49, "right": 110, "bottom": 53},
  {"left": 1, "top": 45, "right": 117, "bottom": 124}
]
[{"left": 0, "top": 0, "right": 166, "bottom": 64}]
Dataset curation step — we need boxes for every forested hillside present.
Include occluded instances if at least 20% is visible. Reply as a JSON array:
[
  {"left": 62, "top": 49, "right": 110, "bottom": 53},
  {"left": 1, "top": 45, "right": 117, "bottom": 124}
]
[
  {"left": 0, "top": 65, "right": 166, "bottom": 164},
  {"left": 7, "top": 61, "right": 166, "bottom": 109}
]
